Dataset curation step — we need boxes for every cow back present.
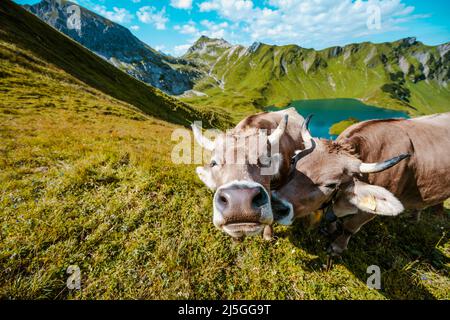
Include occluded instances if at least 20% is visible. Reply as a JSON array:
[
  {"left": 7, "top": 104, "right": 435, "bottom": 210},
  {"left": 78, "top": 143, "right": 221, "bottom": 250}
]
[{"left": 337, "top": 113, "right": 450, "bottom": 209}]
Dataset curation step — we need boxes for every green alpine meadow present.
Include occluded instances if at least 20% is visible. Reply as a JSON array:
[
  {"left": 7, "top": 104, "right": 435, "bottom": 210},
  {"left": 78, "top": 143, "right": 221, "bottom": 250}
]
[
  {"left": 181, "top": 36, "right": 450, "bottom": 121},
  {"left": 0, "top": 0, "right": 449, "bottom": 300}
]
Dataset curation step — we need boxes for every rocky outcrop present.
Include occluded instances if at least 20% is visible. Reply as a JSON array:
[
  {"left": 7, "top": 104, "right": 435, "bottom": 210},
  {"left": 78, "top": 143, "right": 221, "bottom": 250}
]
[{"left": 24, "top": 0, "right": 195, "bottom": 95}]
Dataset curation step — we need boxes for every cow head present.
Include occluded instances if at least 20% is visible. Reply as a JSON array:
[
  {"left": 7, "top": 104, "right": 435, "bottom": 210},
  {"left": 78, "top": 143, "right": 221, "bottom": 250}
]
[
  {"left": 272, "top": 116, "right": 410, "bottom": 220},
  {"left": 192, "top": 115, "right": 293, "bottom": 239}
]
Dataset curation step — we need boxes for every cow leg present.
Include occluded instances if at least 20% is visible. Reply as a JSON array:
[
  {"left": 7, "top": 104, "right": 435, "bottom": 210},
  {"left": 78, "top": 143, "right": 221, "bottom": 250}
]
[
  {"left": 410, "top": 209, "right": 422, "bottom": 222},
  {"left": 411, "top": 204, "right": 445, "bottom": 222},
  {"left": 430, "top": 203, "right": 445, "bottom": 218},
  {"left": 320, "top": 208, "right": 339, "bottom": 237},
  {"left": 328, "top": 211, "right": 376, "bottom": 256},
  {"left": 326, "top": 221, "right": 338, "bottom": 236},
  {"left": 320, "top": 220, "right": 339, "bottom": 238},
  {"left": 263, "top": 225, "right": 273, "bottom": 241}
]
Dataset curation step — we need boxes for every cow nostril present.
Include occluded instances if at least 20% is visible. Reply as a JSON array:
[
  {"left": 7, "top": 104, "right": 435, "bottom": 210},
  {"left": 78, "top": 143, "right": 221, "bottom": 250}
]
[
  {"left": 252, "top": 187, "right": 268, "bottom": 208},
  {"left": 219, "top": 195, "right": 228, "bottom": 205}
]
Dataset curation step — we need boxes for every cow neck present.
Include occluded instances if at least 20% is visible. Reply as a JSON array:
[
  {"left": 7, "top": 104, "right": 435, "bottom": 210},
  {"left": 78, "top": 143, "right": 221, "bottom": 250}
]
[{"left": 320, "top": 187, "right": 340, "bottom": 223}]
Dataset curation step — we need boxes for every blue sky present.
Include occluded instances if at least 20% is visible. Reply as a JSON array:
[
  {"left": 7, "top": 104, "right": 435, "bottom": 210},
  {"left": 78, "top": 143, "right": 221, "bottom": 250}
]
[{"left": 16, "top": 0, "right": 450, "bottom": 56}]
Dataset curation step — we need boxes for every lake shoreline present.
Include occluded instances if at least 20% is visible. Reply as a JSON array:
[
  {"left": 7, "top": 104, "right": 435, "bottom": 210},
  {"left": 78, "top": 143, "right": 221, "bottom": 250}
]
[{"left": 266, "top": 98, "right": 410, "bottom": 139}]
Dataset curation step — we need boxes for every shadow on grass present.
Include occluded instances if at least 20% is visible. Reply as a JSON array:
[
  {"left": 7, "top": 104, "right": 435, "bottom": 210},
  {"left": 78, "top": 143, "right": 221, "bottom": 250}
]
[{"left": 278, "top": 208, "right": 449, "bottom": 300}]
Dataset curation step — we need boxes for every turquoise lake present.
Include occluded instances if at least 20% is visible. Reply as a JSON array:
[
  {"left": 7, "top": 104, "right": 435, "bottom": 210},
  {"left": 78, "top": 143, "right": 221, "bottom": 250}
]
[{"left": 267, "top": 98, "right": 409, "bottom": 139}]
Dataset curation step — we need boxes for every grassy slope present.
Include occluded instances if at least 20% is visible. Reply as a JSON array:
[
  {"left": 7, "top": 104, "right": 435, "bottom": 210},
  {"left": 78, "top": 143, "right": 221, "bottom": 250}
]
[
  {"left": 0, "top": 1, "right": 229, "bottom": 129},
  {"left": 329, "top": 118, "right": 360, "bottom": 136},
  {"left": 0, "top": 2, "right": 449, "bottom": 299},
  {"left": 183, "top": 40, "right": 450, "bottom": 122}
]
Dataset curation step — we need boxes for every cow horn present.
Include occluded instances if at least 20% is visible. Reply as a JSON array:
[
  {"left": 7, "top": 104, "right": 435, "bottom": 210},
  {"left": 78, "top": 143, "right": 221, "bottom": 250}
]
[
  {"left": 291, "top": 139, "right": 316, "bottom": 164},
  {"left": 191, "top": 122, "right": 215, "bottom": 151},
  {"left": 301, "top": 114, "right": 313, "bottom": 149},
  {"left": 268, "top": 114, "right": 288, "bottom": 145},
  {"left": 290, "top": 114, "right": 316, "bottom": 164},
  {"left": 359, "top": 153, "right": 411, "bottom": 173}
]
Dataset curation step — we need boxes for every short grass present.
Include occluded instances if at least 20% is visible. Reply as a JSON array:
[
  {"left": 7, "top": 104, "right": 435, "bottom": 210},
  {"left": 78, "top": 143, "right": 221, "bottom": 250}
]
[
  {"left": 329, "top": 117, "right": 360, "bottom": 136},
  {"left": 1, "top": 103, "right": 449, "bottom": 299}
]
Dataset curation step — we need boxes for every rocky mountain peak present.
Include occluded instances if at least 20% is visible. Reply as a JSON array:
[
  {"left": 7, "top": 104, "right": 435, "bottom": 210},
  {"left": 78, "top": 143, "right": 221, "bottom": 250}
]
[
  {"left": 186, "top": 36, "right": 232, "bottom": 56},
  {"left": 247, "top": 42, "right": 262, "bottom": 54},
  {"left": 438, "top": 42, "right": 450, "bottom": 58},
  {"left": 395, "top": 37, "right": 418, "bottom": 48},
  {"left": 24, "top": 0, "right": 195, "bottom": 95}
]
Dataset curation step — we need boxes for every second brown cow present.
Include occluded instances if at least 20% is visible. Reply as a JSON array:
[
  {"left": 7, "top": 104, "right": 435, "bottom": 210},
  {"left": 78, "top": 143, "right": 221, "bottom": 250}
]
[{"left": 272, "top": 113, "right": 450, "bottom": 255}]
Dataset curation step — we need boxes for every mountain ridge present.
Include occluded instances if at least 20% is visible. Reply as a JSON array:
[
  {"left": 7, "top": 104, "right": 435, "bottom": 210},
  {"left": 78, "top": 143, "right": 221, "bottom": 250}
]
[
  {"left": 20, "top": 0, "right": 450, "bottom": 122},
  {"left": 180, "top": 35, "right": 450, "bottom": 120}
]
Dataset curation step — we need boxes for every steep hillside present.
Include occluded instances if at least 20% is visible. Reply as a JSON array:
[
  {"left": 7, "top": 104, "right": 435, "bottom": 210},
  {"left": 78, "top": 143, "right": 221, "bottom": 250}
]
[
  {"left": 182, "top": 36, "right": 450, "bottom": 119},
  {"left": 24, "top": 0, "right": 199, "bottom": 95},
  {"left": 0, "top": 1, "right": 229, "bottom": 128}
]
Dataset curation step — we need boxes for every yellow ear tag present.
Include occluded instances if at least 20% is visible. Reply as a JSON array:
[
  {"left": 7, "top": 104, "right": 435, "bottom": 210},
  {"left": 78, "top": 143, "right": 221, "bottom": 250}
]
[
  {"left": 306, "top": 209, "right": 323, "bottom": 229},
  {"left": 311, "top": 209, "right": 323, "bottom": 224},
  {"left": 360, "top": 195, "right": 377, "bottom": 211}
]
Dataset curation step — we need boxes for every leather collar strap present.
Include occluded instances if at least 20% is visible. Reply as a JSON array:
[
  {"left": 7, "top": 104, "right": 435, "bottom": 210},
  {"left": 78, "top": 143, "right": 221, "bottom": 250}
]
[
  {"left": 321, "top": 188, "right": 340, "bottom": 222},
  {"left": 320, "top": 187, "right": 339, "bottom": 210},
  {"left": 324, "top": 206, "right": 337, "bottom": 223}
]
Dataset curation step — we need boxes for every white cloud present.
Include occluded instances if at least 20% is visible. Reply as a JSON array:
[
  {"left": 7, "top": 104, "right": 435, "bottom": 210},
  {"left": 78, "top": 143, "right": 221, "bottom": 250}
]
[
  {"left": 199, "top": 0, "right": 254, "bottom": 21},
  {"left": 200, "top": 20, "right": 229, "bottom": 39},
  {"left": 173, "top": 19, "right": 233, "bottom": 41},
  {"left": 197, "top": 0, "right": 422, "bottom": 48},
  {"left": 170, "top": 0, "right": 193, "bottom": 10},
  {"left": 137, "top": 6, "right": 169, "bottom": 30},
  {"left": 93, "top": 5, "right": 133, "bottom": 24},
  {"left": 198, "top": 1, "right": 219, "bottom": 12},
  {"left": 172, "top": 43, "right": 192, "bottom": 56},
  {"left": 154, "top": 45, "right": 166, "bottom": 52},
  {"left": 174, "top": 21, "right": 198, "bottom": 34},
  {"left": 130, "top": 25, "right": 140, "bottom": 31}
]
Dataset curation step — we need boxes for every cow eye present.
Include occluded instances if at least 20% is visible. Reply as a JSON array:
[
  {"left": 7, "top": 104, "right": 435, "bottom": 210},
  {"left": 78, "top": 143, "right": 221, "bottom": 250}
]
[
  {"left": 258, "top": 155, "right": 271, "bottom": 167},
  {"left": 324, "top": 183, "right": 337, "bottom": 189},
  {"left": 210, "top": 160, "right": 218, "bottom": 167}
]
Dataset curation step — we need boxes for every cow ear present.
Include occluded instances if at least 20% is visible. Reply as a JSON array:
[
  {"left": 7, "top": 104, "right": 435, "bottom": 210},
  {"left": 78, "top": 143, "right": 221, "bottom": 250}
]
[
  {"left": 196, "top": 166, "right": 216, "bottom": 190},
  {"left": 346, "top": 180, "right": 404, "bottom": 216}
]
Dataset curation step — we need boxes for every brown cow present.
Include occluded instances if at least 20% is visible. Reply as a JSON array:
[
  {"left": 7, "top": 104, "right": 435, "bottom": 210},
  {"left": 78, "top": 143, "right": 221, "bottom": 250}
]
[
  {"left": 272, "top": 113, "right": 450, "bottom": 256},
  {"left": 192, "top": 108, "right": 304, "bottom": 240}
]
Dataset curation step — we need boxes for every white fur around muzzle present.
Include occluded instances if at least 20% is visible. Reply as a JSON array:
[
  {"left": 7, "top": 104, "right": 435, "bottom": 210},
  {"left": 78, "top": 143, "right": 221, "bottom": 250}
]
[{"left": 213, "top": 180, "right": 274, "bottom": 236}]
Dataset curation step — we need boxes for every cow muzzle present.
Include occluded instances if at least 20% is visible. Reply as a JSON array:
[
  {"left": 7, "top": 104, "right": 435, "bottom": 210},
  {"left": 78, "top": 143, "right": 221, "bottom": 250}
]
[
  {"left": 213, "top": 181, "right": 273, "bottom": 238},
  {"left": 270, "top": 192, "right": 295, "bottom": 226}
]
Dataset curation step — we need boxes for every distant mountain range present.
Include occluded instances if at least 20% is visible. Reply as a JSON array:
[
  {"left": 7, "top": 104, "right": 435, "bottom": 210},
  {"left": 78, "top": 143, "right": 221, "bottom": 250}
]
[
  {"left": 24, "top": 0, "right": 450, "bottom": 119},
  {"left": 24, "top": 0, "right": 199, "bottom": 95},
  {"left": 181, "top": 36, "right": 450, "bottom": 118}
]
